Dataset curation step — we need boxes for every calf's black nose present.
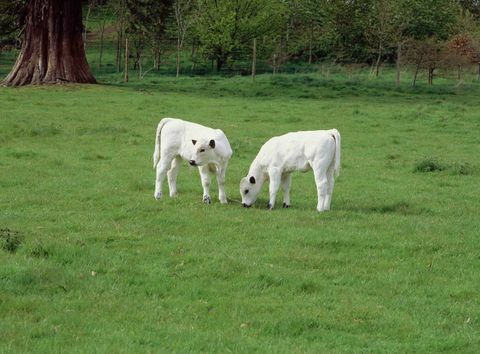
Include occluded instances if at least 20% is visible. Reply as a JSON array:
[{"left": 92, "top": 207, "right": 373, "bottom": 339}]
[
  {"left": 242, "top": 203, "right": 250, "bottom": 208},
  {"left": 189, "top": 160, "right": 196, "bottom": 166}
]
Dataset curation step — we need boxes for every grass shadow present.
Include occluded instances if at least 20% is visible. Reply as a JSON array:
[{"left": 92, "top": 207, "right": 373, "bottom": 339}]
[{"left": 345, "top": 201, "right": 431, "bottom": 216}]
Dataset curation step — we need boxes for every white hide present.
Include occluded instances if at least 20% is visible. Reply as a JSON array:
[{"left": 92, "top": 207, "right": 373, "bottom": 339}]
[
  {"left": 240, "top": 129, "right": 341, "bottom": 212},
  {"left": 153, "top": 118, "right": 232, "bottom": 204}
]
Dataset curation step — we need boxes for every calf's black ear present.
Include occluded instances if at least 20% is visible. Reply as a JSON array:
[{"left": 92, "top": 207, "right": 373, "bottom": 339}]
[
  {"left": 249, "top": 176, "right": 256, "bottom": 184},
  {"left": 209, "top": 139, "right": 216, "bottom": 148},
  {"left": 192, "top": 140, "right": 197, "bottom": 145}
]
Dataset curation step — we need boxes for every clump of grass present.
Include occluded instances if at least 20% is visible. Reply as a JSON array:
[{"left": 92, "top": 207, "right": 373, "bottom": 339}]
[
  {"left": 29, "top": 241, "right": 50, "bottom": 259},
  {"left": 0, "top": 228, "right": 23, "bottom": 253},
  {"left": 450, "top": 162, "right": 474, "bottom": 176},
  {"left": 414, "top": 157, "right": 447, "bottom": 173},
  {"left": 29, "top": 125, "right": 61, "bottom": 137},
  {"left": 414, "top": 158, "right": 475, "bottom": 175},
  {"left": 7, "top": 150, "right": 39, "bottom": 159}
]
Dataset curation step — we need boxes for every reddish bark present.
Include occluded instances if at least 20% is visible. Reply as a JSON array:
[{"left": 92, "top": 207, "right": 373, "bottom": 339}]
[{"left": 3, "top": 0, "right": 96, "bottom": 86}]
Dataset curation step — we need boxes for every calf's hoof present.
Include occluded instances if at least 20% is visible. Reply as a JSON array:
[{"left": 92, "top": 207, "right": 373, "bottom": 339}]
[
  {"left": 267, "top": 203, "right": 273, "bottom": 210},
  {"left": 203, "top": 195, "right": 212, "bottom": 204},
  {"left": 219, "top": 198, "right": 228, "bottom": 204},
  {"left": 282, "top": 203, "right": 290, "bottom": 208},
  {"left": 154, "top": 191, "right": 162, "bottom": 200}
]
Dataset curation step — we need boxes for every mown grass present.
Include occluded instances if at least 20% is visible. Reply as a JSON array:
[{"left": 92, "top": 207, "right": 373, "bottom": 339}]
[{"left": 1, "top": 70, "right": 480, "bottom": 352}]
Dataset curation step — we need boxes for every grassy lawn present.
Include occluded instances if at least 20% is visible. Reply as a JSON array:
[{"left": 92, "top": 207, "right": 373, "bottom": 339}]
[{"left": 1, "top": 70, "right": 479, "bottom": 352}]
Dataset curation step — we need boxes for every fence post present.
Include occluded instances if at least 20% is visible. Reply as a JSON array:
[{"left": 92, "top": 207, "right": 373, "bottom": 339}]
[{"left": 273, "top": 54, "right": 277, "bottom": 75}]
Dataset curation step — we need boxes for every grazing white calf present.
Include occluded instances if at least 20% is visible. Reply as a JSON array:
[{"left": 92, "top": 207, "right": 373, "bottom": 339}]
[
  {"left": 240, "top": 129, "right": 341, "bottom": 212},
  {"left": 153, "top": 118, "right": 232, "bottom": 204}
]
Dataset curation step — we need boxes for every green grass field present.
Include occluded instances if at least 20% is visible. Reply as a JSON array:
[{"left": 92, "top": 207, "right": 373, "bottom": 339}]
[{"left": 1, "top": 69, "right": 480, "bottom": 352}]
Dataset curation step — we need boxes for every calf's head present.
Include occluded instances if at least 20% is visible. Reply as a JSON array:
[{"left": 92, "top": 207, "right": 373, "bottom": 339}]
[
  {"left": 240, "top": 175, "right": 261, "bottom": 207},
  {"left": 189, "top": 139, "right": 216, "bottom": 166}
]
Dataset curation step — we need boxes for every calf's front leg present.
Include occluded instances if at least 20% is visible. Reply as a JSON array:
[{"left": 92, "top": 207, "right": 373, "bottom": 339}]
[
  {"left": 167, "top": 156, "right": 182, "bottom": 197},
  {"left": 198, "top": 165, "right": 212, "bottom": 204},
  {"left": 267, "top": 169, "right": 282, "bottom": 209},
  {"left": 216, "top": 162, "right": 228, "bottom": 204}
]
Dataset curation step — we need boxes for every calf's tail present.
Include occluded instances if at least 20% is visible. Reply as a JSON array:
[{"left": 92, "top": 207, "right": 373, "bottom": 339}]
[
  {"left": 330, "top": 129, "right": 341, "bottom": 177},
  {"left": 153, "top": 118, "right": 171, "bottom": 168}
]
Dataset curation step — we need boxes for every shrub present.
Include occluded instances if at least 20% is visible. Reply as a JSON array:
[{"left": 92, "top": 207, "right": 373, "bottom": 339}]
[
  {"left": 0, "top": 228, "right": 23, "bottom": 253},
  {"left": 414, "top": 158, "right": 447, "bottom": 173}
]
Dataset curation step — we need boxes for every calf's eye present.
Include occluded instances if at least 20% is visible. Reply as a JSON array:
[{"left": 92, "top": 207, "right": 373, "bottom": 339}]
[
  {"left": 244, "top": 190, "right": 249, "bottom": 194},
  {"left": 199, "top": 149, "right": 205, "bottom": 153}
]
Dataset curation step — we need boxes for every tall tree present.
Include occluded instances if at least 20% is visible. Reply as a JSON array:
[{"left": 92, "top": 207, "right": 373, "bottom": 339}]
[
  {"left": 195, "top": 0, "right": 284, "bottom": 71},
  {"left": 285, "top": 0, "right": 326, "bottom": 64},
  {"left": 321, "top": 0, "right": 372, "bottom": 62},
  {"left": 124, "top": 0, "right": 171, "bottom": 76},
  {"left": 173, "top": 0, "right": 193, "bottom": 77},
  {"left": 3, "top": 0, "right": 95, "bottom": 86},
  {"left": 365, "top": 0, "right": 393, "bottom": 76}
]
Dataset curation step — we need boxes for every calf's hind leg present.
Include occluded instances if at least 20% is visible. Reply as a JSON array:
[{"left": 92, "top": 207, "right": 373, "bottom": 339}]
[
  {"left": 154, "top": 156, "right": 174, "bottom": 200},
  {"left": 167, "top": 156, "right": 182, "bottom": 197},
  {"left": 323, "top": 167, "right": 335, "bottom": 210},
  {"left": 313, "top": 164, "right": 329, "bottom": 212},
  {"left": 281, "top": 173, "right": 292, "bottom": 208}
]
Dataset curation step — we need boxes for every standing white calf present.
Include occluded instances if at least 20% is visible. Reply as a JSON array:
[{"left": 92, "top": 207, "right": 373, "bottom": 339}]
[
  {"left": 153, "top": 118, "right": 232, "bottom": 204},
  {"left": 240, "top": 129, "right": 341, "bottom": 212}
]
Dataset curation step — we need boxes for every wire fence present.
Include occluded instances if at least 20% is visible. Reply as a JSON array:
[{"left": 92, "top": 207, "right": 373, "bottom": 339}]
[{"left": 2, "top": 36, "right": 480, "bottom": 86}]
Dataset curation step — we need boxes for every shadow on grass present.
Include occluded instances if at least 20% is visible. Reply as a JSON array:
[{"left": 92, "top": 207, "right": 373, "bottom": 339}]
[{"left": 345, "top": 201, "right": 431, "bottom": 216}]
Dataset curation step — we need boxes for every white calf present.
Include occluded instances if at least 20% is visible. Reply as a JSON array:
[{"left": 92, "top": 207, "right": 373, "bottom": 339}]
[
  {"left": 153, "top": 118, "right": 232, "bottom": 204},
  {"left": 240, "top": 129, "right": 341, "bottom": 212}
]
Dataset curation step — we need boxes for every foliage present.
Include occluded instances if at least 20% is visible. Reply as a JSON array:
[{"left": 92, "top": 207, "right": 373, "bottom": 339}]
[
  {"left": 193, "top": 0, "right": 286, "bottom": 70},
  {"left": 3, "top": 0, "right": 480, "bottom": 80},
  {"left": 0, "top": 0, "right": 25, "bottom": 45}
]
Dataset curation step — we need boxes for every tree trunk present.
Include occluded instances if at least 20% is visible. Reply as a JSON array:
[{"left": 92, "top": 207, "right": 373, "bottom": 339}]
[
  {"left": 191, "top": 38, "right": 196, "bottom": 71},
  {"left": 477, "top": 62, "right": 480, "bottom": 81},
  {"left": 176, "top": 37, "right": 181, "bottom": 78},
  {"left": 412, "top": 62, "right": 420, "bottom": 87},
  {"left": 216, "top": 53, "right": 226, "bottom": 72},
  {"left": 395, "top": 42, "right": 401, "bottom": 87},
  {"left": 83, "top": 2, "right": 92, "bottom": 51},
  {"left": 124, "top": 38, "right": 128, "bottom": 83},
  {"left": 251, "top": 38, "right": 257, "bottom": 81},
  {"left": 138, "top": 53, "right": 142, "bottom": 79},
  {"left": 3, "top": 0, "right": 95, "bottom": 86},
  {"left": 153, "top": 47, "right": 160, "bottom": 71},
  {"left": 98, "top": 16, "right": 107, "bottom": 71},
  {"left": 308, "top": 31, "right": 312, "bottom": 65},
  {"left": 116, "top": 31, "right": 123, "bottom": 73},
  {"left": 374, "top": 44, "right": 382, "bottom": 77},
  {"left": 428, "top": 68, "right": 434, "bottom": 85}
]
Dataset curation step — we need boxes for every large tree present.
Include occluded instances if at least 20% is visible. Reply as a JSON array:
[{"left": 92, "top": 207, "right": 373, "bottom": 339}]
[{"left": 3, "top": 0, "right": 95, "bottom": 86}]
